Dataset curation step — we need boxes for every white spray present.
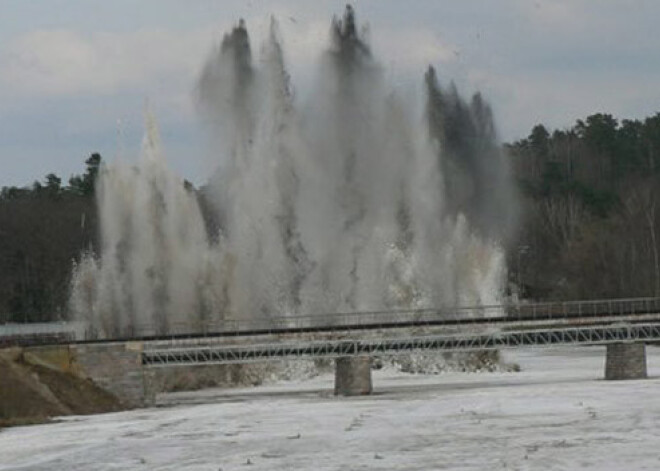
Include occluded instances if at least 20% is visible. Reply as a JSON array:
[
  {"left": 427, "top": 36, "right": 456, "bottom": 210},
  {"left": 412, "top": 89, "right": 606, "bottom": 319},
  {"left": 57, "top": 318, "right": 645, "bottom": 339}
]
[{"left": 71, "top": 6, "right": 511, "bottom": 337}]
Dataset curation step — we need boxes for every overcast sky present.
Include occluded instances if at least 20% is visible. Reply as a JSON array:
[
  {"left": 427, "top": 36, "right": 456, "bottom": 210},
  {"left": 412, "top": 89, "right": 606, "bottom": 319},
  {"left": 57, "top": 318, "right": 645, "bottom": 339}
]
[{"left": 1, "top": 0, "right": 659, "bottom": 187}]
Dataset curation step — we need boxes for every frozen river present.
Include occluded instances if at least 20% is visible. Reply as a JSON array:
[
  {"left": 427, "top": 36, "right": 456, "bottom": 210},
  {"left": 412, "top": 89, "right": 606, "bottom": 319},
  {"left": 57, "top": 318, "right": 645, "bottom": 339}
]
[{"left": 2, "top": 347, "right": 660, "bottom": 470}]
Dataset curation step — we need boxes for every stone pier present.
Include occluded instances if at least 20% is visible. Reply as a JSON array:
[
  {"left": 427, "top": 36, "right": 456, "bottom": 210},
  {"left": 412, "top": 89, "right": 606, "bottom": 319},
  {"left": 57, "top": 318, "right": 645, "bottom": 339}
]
[
  {"left": 605, "top": 342, "right": 647, "bottom": 380},
  {"left": 334, "top": 356, "right": 372, "bottom": 396}
]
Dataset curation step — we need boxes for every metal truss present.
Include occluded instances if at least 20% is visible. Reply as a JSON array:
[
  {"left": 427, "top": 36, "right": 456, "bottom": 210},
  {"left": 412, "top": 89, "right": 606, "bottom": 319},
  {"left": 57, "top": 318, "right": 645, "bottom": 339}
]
[{"left": 142, "top": 322, "right": 660, "bottom": 367}]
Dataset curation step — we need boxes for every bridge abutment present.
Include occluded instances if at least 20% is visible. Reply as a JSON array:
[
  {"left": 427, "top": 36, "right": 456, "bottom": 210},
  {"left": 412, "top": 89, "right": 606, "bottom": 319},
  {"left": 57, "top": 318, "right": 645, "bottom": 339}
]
[
  {"left": 21, "top": 342, "right": 155, "bottom": 408},
  {"left": 73, "top": 342, "right": 155, "bottom": 407},
  {"left": 605, "top": 342, "right": 647, "bottom": 380},
  {"left": 334, "top": 356, "right": 372, "bottom": 396}
]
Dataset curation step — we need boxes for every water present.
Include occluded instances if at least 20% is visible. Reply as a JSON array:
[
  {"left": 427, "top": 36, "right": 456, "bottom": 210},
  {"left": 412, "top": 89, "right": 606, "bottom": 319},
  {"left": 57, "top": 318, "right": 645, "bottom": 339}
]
[
  {"left": 69, "top": 111, "right": 228, "bottom": 337},
  {"left": 70, "top": 6, "right": 514, "bottom": 338}
]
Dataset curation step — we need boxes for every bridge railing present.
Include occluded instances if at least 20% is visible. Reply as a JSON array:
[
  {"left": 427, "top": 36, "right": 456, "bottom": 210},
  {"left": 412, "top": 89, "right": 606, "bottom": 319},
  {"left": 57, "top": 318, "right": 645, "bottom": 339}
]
[
  {"left": 0, "top": 321, "right": 87, "bottom": 346},
  {"left": 103, "top": 296, "right": 660, "bottom": 342},
  {"left": 121, "top": 304, "right": 504, "bottom": 339}
]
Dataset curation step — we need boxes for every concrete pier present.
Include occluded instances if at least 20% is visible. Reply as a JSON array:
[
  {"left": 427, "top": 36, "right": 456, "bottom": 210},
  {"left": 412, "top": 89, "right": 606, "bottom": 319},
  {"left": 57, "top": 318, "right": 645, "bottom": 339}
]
[
  {"left": 334, "top": 356, "right": 372, "bottom": 396},
  {"left": 605, "top": 343, "right": 647, "bottom": 380}
]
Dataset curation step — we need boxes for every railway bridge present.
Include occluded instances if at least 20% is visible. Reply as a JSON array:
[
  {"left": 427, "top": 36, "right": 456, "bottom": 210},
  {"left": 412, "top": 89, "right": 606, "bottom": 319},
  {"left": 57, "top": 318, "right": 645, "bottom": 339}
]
[{"left": 4, "top": 297, "right": 660, "bottom": 405}]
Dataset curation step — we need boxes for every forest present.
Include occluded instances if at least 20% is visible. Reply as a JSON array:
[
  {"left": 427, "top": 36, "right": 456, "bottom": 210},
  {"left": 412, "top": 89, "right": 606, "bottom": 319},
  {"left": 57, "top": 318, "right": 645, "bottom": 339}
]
[
  {"left": 509, "top": 112, "right": 660, "bottom": 301},
  {"left": 2, "top": 112, "right": 660, "bottom": 323}
]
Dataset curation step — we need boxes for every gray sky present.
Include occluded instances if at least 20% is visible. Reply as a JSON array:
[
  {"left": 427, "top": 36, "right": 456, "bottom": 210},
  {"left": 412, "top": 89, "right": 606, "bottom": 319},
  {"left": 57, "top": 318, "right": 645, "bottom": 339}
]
[{"left": 1, "top": 0, "right": 659, "bottom": 187}]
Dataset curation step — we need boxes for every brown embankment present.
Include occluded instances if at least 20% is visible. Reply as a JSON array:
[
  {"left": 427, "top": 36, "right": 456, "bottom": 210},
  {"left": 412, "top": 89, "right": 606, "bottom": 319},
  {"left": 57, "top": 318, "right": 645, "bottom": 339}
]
[{"left": 0, "top": 348, "right": 122, "bottom": 428}]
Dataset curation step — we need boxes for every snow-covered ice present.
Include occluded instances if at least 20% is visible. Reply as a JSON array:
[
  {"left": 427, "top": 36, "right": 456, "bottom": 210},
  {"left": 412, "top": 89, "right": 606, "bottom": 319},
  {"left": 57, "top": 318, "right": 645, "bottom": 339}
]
[{"left": 2, "top": 346, "right": 660, "bottom": 470}]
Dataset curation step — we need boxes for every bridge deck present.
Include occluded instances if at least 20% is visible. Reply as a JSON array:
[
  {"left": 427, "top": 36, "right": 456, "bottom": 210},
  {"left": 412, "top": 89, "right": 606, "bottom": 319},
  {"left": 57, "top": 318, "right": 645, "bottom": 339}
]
[
  {"left": 100, "top": 297, "right": 660, "bottom": 345},
  {"left": 5, "top": 298, "right": 660, "bottom": 357},
  {"left": 142, "top": 322, "right": 660, "bottom": 367}
]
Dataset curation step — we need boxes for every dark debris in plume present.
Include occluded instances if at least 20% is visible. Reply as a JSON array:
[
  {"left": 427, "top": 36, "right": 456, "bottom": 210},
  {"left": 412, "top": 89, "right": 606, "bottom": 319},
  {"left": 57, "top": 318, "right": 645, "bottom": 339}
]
[
  {"left": 330, "top": 4, "right": 371, "bottom": 66},
  {"left": 425, "top": 65, "right": 516, "bottom": 243},
  {"left": 220, "top": 18, "right": 253, "bottom": 79},
  {"left": 197, "top": 18, "right": 255, "bottom": 109}
]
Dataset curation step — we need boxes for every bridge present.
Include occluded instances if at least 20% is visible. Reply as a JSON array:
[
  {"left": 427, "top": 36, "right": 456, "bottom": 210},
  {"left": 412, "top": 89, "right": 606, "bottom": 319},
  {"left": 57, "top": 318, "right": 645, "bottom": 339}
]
[
  {"left": 5, "top": 297, "right": 660, "bottom": 402},
  {"left": 138, "top": 297, "right": 660, "bottom": 395}
]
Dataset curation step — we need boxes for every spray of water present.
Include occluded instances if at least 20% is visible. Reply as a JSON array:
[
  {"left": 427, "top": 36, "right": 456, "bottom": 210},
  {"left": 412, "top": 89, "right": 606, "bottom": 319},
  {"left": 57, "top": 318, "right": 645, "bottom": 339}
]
[
  {"left": 70, "top": 6, "right": 513, "bottom": 337},
  {"left": 69, "top": 109, "right": 228, "bottom": 337}
]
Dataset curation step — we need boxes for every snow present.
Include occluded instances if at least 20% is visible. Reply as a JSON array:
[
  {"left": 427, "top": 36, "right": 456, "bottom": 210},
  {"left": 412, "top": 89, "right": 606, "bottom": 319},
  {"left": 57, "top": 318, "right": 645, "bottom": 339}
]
[{"left": 2, "top": 346, "right": 660, "bottom": 470}]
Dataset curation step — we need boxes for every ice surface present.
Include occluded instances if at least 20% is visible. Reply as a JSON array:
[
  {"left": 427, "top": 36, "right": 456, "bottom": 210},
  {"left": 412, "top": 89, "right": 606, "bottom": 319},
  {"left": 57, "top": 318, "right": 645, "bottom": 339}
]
[{"left": 2, "top": 347, "right": 660, "bottom": 470}]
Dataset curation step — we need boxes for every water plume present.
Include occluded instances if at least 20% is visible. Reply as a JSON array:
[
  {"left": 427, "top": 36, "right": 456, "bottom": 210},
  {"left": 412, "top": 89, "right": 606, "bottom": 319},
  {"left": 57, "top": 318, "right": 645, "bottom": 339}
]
[
  {"left": 70, "top": 110, "right": 228, "bottom": 337},
  {"left": 71, "top": 5, "right": 513, "bottom": 337}
]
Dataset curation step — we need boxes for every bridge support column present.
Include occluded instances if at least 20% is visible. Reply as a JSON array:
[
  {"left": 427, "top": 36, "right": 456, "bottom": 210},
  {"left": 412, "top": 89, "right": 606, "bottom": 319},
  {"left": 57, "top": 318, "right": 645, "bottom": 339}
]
[
  {"left": 334, "top": 356, "right": 372, "bottom": 396},
  {"left": 605, "top": 343, "right": 647, "bottom": 380}
]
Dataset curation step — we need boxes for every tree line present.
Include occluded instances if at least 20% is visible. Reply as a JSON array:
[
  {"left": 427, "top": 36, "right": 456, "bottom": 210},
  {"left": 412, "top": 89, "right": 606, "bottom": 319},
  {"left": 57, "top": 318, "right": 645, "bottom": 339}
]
[
  {"left": 0, "top": 154, "right": 100, "bottom": 322},
  {"left": 509, "top": 112, "right": 660, "bottom": 300},
  {"left": 3, "top": 112, "right": 660, "bottom": 322}
]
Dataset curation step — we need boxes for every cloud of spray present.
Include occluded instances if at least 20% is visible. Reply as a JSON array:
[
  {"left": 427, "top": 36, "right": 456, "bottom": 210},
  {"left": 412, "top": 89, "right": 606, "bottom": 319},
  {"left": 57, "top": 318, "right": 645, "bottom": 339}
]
[
  {"left": 70, "top": 110, "right": 228, "bottom": 337},
  {"left": 197, "top": 5, "right": 510, "bottom": 314},
  {"left": 71, "top": 6, "right": 513, "bottom": 337}
]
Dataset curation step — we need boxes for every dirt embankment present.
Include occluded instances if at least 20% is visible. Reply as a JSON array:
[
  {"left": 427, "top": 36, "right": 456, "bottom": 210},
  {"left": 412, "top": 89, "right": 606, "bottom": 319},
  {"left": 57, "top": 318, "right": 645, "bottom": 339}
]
[{"left": 0, "top": 348, "right": 122, "bottom": 428}]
